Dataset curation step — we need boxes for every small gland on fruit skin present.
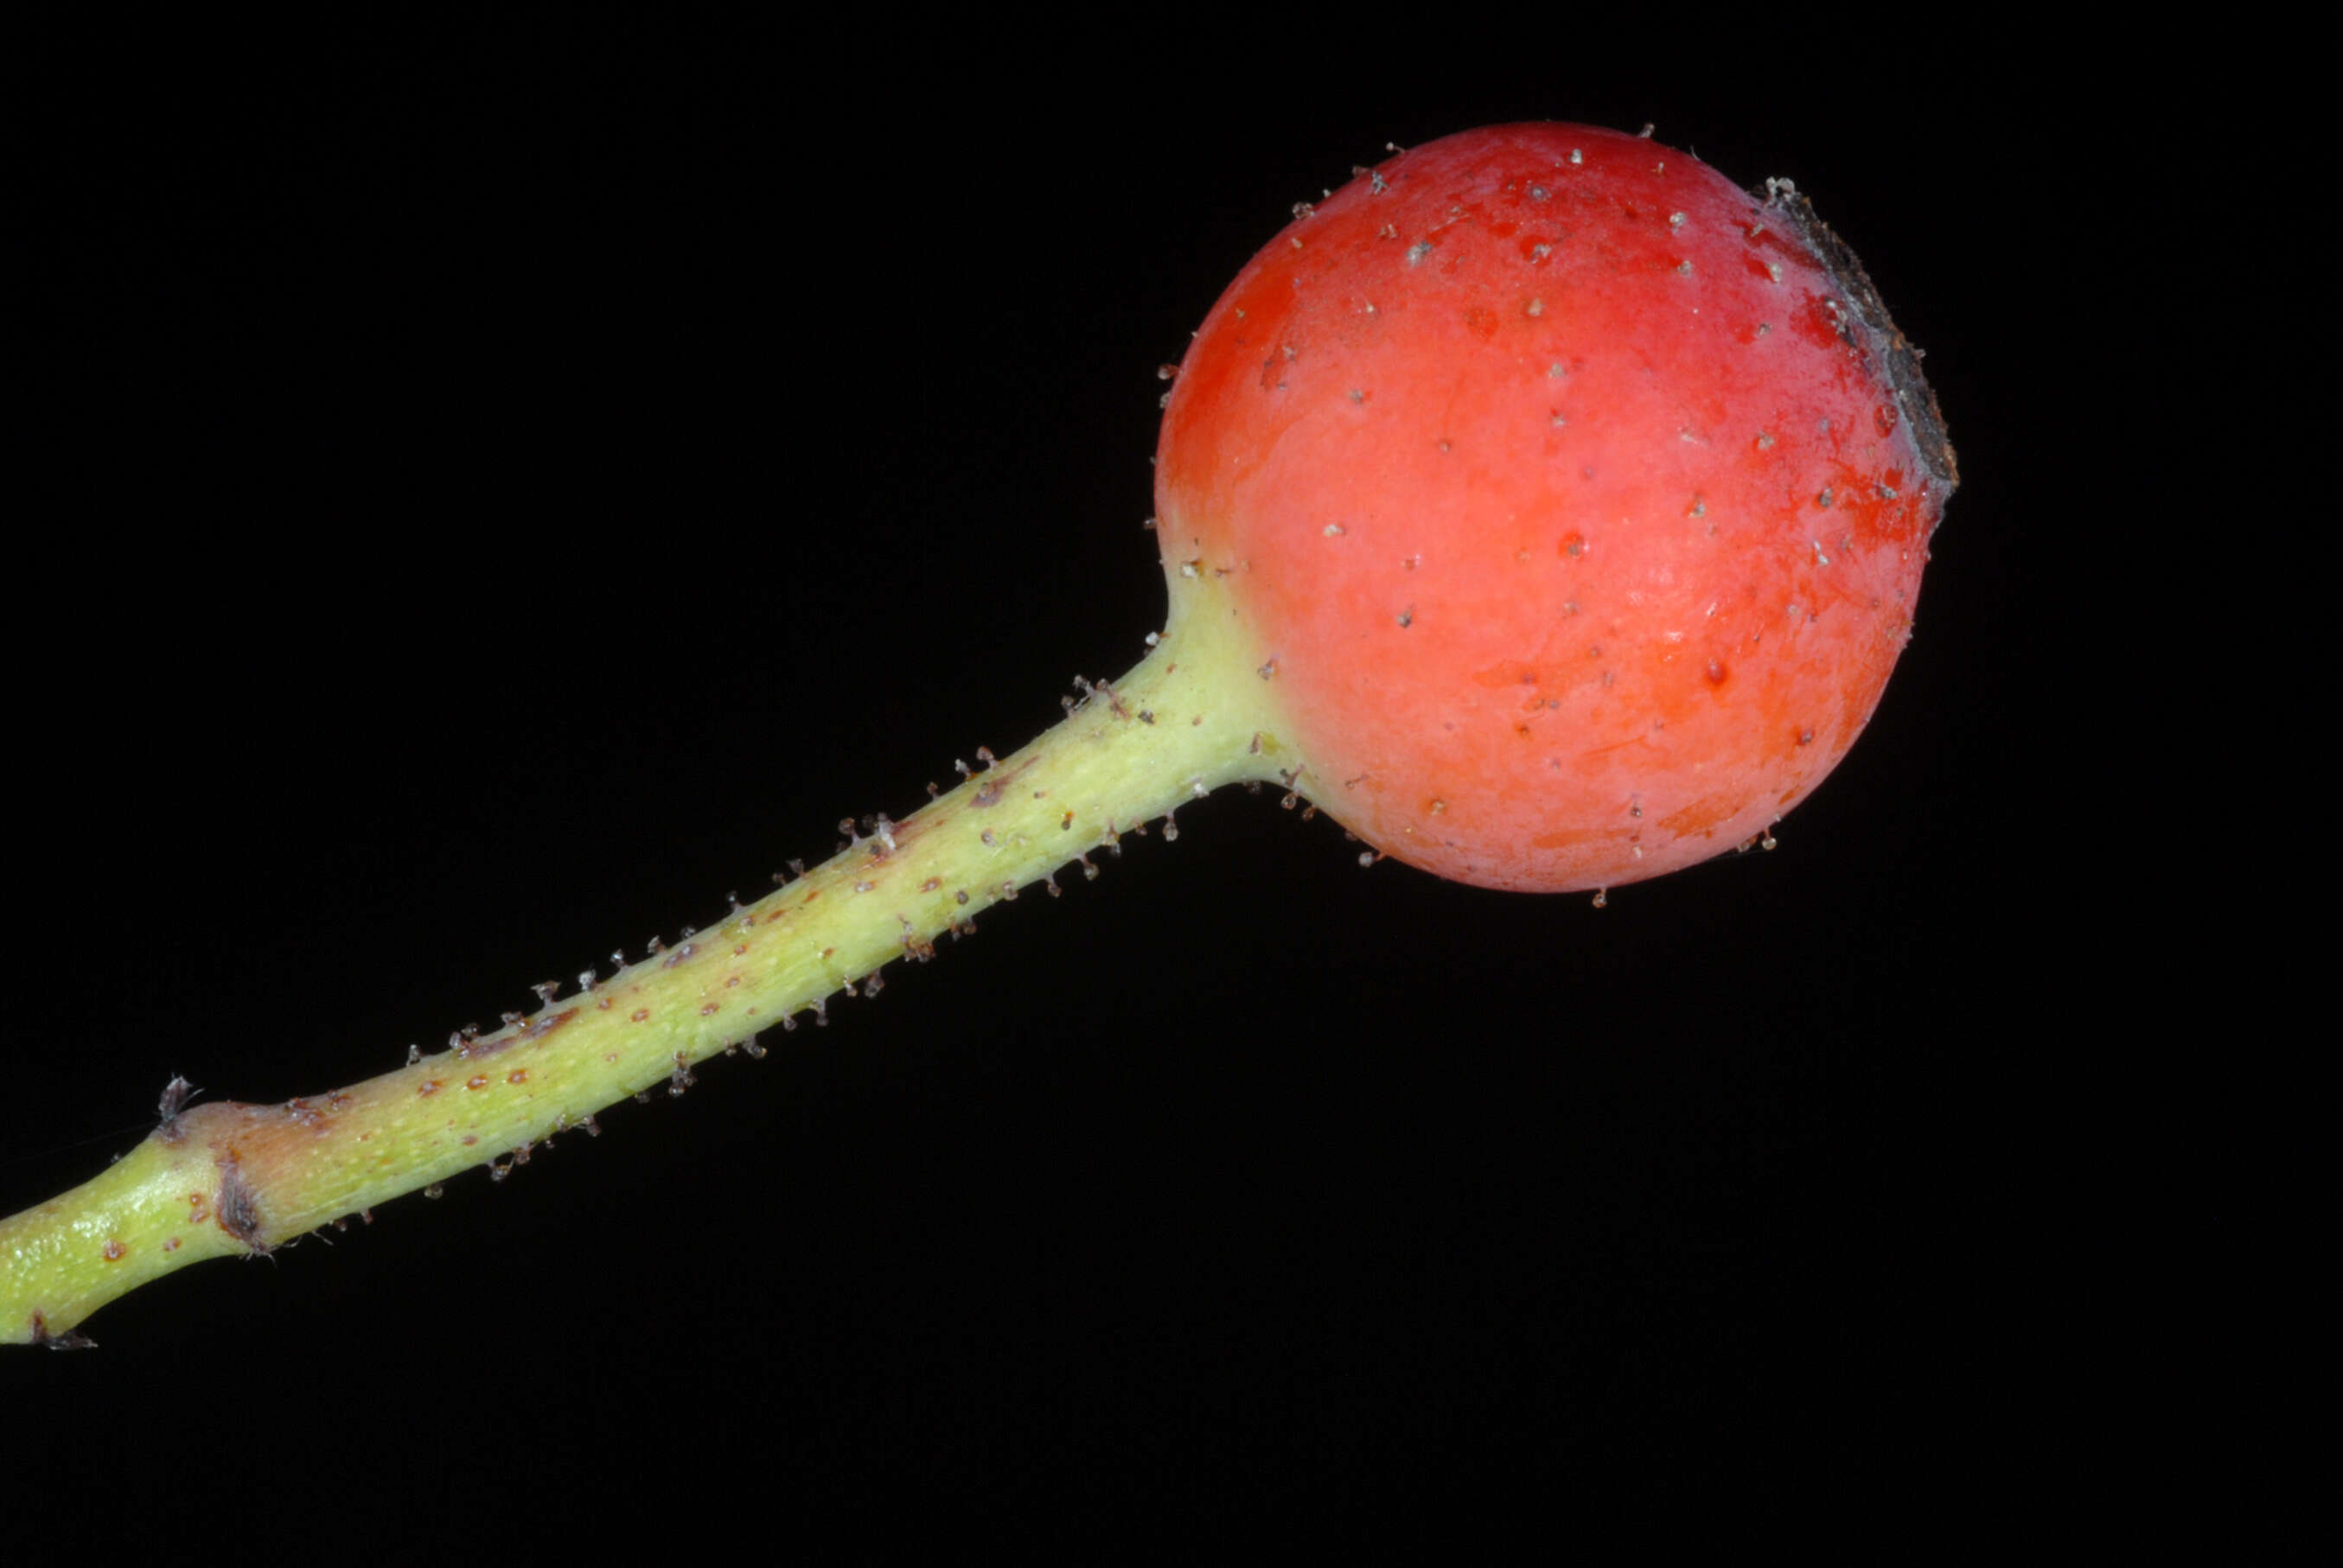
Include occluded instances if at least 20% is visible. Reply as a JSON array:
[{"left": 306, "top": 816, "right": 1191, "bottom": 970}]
[{"left": 1156, "top": 122, "right": 1952, "bottom": 892}]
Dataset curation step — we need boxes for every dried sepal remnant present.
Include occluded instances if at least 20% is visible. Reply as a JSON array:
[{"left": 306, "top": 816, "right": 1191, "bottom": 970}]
[
  {"left": 29, "top": 1311, "right": 95, "bottom": 1351},
  {"left": 156, "top": 1075, "right": 195, "bottom": 1142}
]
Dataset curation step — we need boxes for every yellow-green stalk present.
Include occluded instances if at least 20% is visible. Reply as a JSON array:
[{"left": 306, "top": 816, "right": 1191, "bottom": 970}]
[{"left": 2, "top": 574, "right": 1293, "bottom": 1345}]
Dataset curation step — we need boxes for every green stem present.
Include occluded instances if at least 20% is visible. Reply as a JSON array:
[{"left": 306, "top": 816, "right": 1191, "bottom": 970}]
[{"left": 2, "top": 577, "right": 1293, "bottom": 1344}]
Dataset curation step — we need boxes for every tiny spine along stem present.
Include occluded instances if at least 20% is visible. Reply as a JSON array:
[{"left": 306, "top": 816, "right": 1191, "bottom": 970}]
[{"left": 1, "top": 577, "right": 1292, "bottom": 1343}]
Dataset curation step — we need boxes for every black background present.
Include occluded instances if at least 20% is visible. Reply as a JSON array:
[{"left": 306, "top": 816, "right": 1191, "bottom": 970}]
[{"left": 10, "top": 16, "right": 2109, "bottom": 1552}]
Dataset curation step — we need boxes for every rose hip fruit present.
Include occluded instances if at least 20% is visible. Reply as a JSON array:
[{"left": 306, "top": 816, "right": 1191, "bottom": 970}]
[
  {"left": 3, "top": 123, "right": 1954, "bottom": 1343},
  {"left": 1158, "top": 122, "right": 1956, "bottom": 889}
]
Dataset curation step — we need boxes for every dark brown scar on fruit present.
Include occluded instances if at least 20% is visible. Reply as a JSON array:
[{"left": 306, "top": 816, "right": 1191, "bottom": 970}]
[
  {"left": 29, "top": 1310, "right": 95, "bottom": 1350},
  {"left": 1758, "top": 180, "right": 1957, "bottom": 497},
  {"left": 215, "top": 1159, "right": 267, "bottom": 1253}
]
